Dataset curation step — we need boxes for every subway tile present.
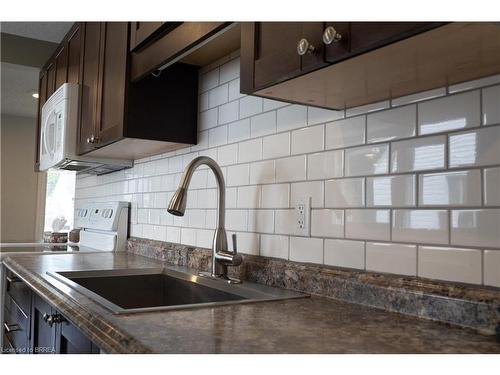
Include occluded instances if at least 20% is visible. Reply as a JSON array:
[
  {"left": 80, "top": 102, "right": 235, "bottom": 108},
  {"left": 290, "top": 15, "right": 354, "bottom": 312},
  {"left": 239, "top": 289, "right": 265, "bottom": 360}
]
[
  {"left": 191, "top": 130, "right": 208, "bottom": 151},
  {"left": 238, "top": 138, "right": 262, "bottom": 163},
  {"left": 217, "top": 144, "right": 238, "bottom": 166},
  {"left": 325, "top": 116, "right": 365, "bottom": 149},
  {"left": 449, "top": 126, "right": 500, "bottom": 168},
  {"left": 260, "top": 234, "right": 289, "bottom": 260},
  {"left": 228, "top": 79, "right": 244, "bottom": 101},
  {"left": 227, "top": 118, "right": 250, "bottom": 143},
  {"left": 392, "top": 209, "right": 448, "bottom": 245},
  {"left": 226, "top": 164, "right": 249, "bottom": 186},
  {"left": 345, "top": 144, "right": 389, "bottom": 176},
  {"left": 418, "top": 246, "right": 482, "bottom": 284},
  {"left": 199, "top": 108, "right": 218, "bottom": 130},
  {"left": 366, "top": 175, "right": 416, "bottom": 207},
  {"left": 248, "top": 210, "right": 275, "bottom": 233},
  {"left": 367, "top": 105, "right": 416, "bottom": 143},
  {"left": 189, "top": 209, "right": 206, "bottom": 228},
  {"left": 228, "top": 232, "right": 259, "bottom": 255},
  {"left": 345, "top": 209, "right": 390, "bottom": 241},
  {"left": 166, "top": 226, "right": 180, "bottom": 243},
  {"left": 290, "top": 181, "right": 324, "bottom": 207},
  {"left": 391, "top": 136, "right": 445, "bottom": 173},
  {"left": 346, "top": 100, "right": 390, "bottom": 117},
  {"left": 225, "top": 188, "right": 237, "bottom": 209},
  {"left": 225, "top": 209, "right": 248, "bottom": 231},
  {"left": 262, "top": 132, "right": 290, "bottom": 159},
  {"left": 219, "top": 57, "right": 240, "bottom": 84},
  {"left": 482, "top": 85, "right": 500, "bottom": 126},
  {"left": 237, "top": 185, "right": 261, "bottom": 209},
  {"left": 484, "top": 250, "right": 500, "bottom": 287},
  {"left": 218, "top": 100, "right": 239, "bottom": 124},
  {"left": 239, "top": 96, "right": 263, "bottom": 118},
  {"left": 366, "top": 242, "right": 417, "bottom": 276},
  {"left": 261, "top": 184, "right": 290, "bottom": 209},
  {"left": 249, "top": 160, "right": 275, "bottom": 184},
  {"left": 311, "top": 209, "right": 344, "bottom": 238},
  {"left": 451, "top": 209, "right": 500, "bottom": 248},
  {"left": 263, "top": 99, "right": 289, "bottom": 111},
  {"left": 449, "top": 74, "right": 500, "bottom": 93},
  {"left": 208, "top": 84, "right": 229, "bottom": 108},
  {"left": 324, "top": 239, "right": 364, "bottom": 269},
  {"left": 197, "top": 189, "right": 217, "bottom": 209},
  {"left": 277, "top": 105, "right": 307, "bottom": 131},
  {"left": 325, "top": 178, "right": 364, "bottom": 207},
  {"left": 276, "top": 155, "right": 306, "bottom": 183},
  {"left": 250, "top": 111, "right": 277, "bottom": 137},
  {"left": 391, "top": 87, "right": 446, "bottom": 107},
  {"left": 484, "top": 167, "right": 500, "bottom": 206},
  {"left": 199, "top": 68, "right": 219, "bottom": 93},
  {"left": 419, "top": 170, "right": 481, "bottom": 206},
  {"left": 307, "top": 150, "right": 343, "bottom": 180},
  {"left": 180, "top": 228, "right": 197, "bottom": 246},
  {"left": 289, "top": 236, "right": 323, "bottom": 264},
  {"left": 275, "top": 209, "right": 302, "bottom": 236},
  {"left": 208, "top": 125, "right": 227, "bottom": 148},
  {"left": 418, "top": 91, "right": 480, "bottom": 135},
  {"left": 308, "top": 107, "right": 344, "bottom": 125},
  {"left": 196, "top": 229, "right": 213, "bottom": 249},
  {"left": 291, "top": 125, "right": 324, "bottom": 155}
]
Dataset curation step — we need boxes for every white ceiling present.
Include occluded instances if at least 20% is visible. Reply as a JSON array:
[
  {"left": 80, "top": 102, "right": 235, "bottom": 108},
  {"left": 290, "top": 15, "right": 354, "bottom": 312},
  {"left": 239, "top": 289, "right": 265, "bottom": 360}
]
[
  {"left": 1, "top": 62, "right": 40, "bottom": 118},
  {"left": 0, "top": 22, "right": 73, "bottom": 43}
]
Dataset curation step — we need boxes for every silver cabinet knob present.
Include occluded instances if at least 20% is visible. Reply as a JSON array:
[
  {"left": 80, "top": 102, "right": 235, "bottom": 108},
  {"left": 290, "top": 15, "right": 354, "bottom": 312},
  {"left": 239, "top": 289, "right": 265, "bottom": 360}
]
[
  {"left": 323, "top": 26, "right": 342, "bottom": 45},
  {"left": 86, "top": 135, "right": 98, "bottom": 144},
  {"left": 297, "top": 38, "right": 315, "bottom": 56}
]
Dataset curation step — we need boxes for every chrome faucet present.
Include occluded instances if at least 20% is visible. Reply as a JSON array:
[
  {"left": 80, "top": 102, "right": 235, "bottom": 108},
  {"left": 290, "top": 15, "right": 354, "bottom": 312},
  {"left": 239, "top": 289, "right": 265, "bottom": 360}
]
[{"left": 167, "top": 156, "right": 242, "bottom": 283}]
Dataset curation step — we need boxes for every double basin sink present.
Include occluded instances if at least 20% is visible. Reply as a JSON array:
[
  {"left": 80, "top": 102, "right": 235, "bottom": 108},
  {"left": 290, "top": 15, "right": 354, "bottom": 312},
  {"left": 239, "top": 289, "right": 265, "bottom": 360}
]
[{"left": 47, "top": 266, "right": 307, "bottom": 314}]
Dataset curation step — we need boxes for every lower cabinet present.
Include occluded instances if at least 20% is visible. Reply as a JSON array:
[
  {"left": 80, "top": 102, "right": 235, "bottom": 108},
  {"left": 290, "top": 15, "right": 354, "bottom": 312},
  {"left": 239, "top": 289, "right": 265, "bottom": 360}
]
[{"left": 3, "top": 268, "right": 99, "bottom": 354}]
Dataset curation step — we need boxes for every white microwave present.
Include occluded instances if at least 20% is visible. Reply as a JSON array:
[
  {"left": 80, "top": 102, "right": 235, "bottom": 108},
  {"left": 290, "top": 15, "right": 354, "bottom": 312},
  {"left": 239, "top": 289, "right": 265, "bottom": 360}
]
[{"left": 39, "top": 83, "right": 132, "bottom": 174}]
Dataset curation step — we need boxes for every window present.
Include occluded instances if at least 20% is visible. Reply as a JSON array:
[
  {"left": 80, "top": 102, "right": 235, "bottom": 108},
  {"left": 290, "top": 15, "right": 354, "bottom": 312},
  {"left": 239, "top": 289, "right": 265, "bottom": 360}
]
[{"left": 44, "top": 170, "right": 76, "bottom": 232}]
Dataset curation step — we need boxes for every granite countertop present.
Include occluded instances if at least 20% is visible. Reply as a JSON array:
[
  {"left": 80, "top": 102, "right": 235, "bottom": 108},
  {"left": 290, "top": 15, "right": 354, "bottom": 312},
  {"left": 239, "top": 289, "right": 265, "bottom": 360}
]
[{"left": 3, "top": 252, "right": 500, "bottom": 354}]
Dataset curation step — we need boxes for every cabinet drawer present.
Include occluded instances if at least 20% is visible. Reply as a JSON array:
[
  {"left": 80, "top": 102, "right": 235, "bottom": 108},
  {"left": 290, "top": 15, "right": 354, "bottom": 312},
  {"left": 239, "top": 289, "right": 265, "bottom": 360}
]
[
  {"left": 4, "top": 295, "right": 30, "bottom": 353},
  {"left": 5, "top": 268, "right": 31, "bottom": 315}
]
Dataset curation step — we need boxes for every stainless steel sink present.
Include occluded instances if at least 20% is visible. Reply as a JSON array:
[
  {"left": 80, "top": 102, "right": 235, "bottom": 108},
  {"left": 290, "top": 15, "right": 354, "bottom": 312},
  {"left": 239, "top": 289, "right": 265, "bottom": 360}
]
[{"left": 47, "top": 266, "right": 307, "bottom": 314}]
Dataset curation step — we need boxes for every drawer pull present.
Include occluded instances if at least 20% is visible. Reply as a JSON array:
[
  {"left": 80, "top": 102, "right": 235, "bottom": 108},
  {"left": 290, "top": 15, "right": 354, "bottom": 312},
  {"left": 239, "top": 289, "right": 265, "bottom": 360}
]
[
  {"left": 4, "top": 322, "right": 21, "bottom": 333},
  {"left": 43, "top": 313, "right": 66, "bottom": 327},
  {"left": 6, "top": 275, "right": 21, "bottom": 283},
  {"left": 297, "top": 38, "right": 316, "bottom": 56},
  {"left": 323, "top": 26, "right": 343, "bottom": 45}
]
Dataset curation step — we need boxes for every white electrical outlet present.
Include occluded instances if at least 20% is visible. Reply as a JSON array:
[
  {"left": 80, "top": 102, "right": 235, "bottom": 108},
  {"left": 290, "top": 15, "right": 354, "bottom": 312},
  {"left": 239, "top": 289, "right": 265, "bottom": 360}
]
[{"left": 296, "top": 196, "right": 311, "bottom": 236}]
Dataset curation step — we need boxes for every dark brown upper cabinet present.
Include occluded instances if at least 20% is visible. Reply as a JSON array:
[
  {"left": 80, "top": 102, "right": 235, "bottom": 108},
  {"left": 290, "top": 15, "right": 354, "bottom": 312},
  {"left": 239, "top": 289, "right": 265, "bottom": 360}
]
[{"left": 241, "top": 22, "right": 500, "bottom": 110}]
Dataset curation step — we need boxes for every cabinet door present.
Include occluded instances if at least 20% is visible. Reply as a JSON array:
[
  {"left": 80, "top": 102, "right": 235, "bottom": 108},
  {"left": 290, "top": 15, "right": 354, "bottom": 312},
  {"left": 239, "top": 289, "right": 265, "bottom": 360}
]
[
  {"left": 66, "top": 23, "right": 83, "bottom": 85},
  {"left": 54, "top": 45, "right": 68, "bottom": 91},
  {"left": 130, "top": 22, "right": 164, "bottom": 51},
  {"left": 55, "top": 317, "right": 98, "bottom": 354},
  {"left": 78, "top": 22, "right": 102, "bottom": 154},
  {"left": 96, "top": 22, "right": 128, "bottom": 147},
  {"left": 46, "top": 61, "right": 56, "bottom": 98},
  {"left": 31, "top": 294, "right": 56, "bottom": 354}
]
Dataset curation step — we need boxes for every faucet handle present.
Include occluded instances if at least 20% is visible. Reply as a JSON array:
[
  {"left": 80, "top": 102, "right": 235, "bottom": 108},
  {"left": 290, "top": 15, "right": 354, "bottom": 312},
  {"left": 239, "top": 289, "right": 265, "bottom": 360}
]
[{"left": 232, "top": 233, "right": 237, "bottom": 254}]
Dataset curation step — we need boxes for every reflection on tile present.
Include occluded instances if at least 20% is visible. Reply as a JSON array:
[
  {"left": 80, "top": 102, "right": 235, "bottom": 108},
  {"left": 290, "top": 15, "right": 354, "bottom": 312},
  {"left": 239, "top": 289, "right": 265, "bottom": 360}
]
[
  {"left": 418, "top": 246, "right": 482, "bottom": 284},
  {"left": 366, "top": 175, "right": 415, "bottom": 207},
  {"left": 391, "top": 87, "right": 446, "bottom": 107},
  {"left": 449, "top": 126, "right": 500, "bottom": 168},
  {"left": 291, "top": 125, "right": 324, "bottom": 155},
  {"left": 325, "top": 116, "right": 365, "bottom": 149},
  {"left": 345, "top": 144, "right": 389, "bottom": 176},
  {"left": 391, "top": 136, "right": 445, "bottom": 173},
  {"left": 345, "top": 209, "right": 390, "bottom": 241},
  {"left": 291, "top": 181, "right": 324, "bottom": 208},
  {"left": 482, "top": 85, "right": 500, "bottom": 126},
  {"left": 484, "top": 167, "right": 500, "bottom": 206},
  {"left": 449, "top": 74, "right": 500, "bottom": 93},
  {"left": 392, "top": 210, "right": 448, "bottom": 245},
  {"left": 324, "top": 239, "right": 365, "bottom": 269},
  {"left": 419, "top": 170, "right": 481, "bottom": 206},
  {"left": 366, "top": 242, "right": 417, "bottom": 276},
  {"left": 261, "top": 184, "right": 289, "bottom": 209},
  {"left": 484, "top": 250, "right": 500, "bottom": 287},
  {"left": 325, "top": 178, "right": 364, "bottom": 207},
  {"left": 451, "top": 209, "right": 500, "bottom": 248},
  {"left": 276, "top": 155, "right": 307, "bottom": 182},
  {"left": 418, "top": 91, "right": 480, "bottom": 135},
  {"left": 307, "top": 150, "right": 343, "bottom": 180},
  {"left": 367, "top": 105, "right": 416, "bottom": 143},
  {"left": 311, "top": 209, "right": 344, "bottom": 238}
]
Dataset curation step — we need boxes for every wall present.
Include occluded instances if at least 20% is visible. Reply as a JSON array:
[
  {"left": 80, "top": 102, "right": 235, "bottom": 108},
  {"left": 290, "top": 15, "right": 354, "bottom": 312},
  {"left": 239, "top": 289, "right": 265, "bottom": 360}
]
[
  {"left": 1, "top": 114, "right": 45, "bottom": 242},
  {"left": 75, "top": 52, "right": 500, "bottom": 288}
]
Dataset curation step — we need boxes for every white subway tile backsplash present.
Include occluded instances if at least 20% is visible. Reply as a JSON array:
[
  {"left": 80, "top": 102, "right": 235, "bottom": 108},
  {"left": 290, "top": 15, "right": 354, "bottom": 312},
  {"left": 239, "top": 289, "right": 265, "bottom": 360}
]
[
  {"left": 250, "top": 111, "right": 277, "bottom": 137},
  {"left": 248, "top": 210, "right": 274, "bottom": 234},
  {"left": 263, "top": 99, "right": 288, "bottom": 111},
  {"left": 346, "top": 100, "right": 390, "bottom": 117},
  {"left": 367, "top": 105, "right": 416, "bottom": 143},
  {"left": 199, "top": 108, "right": 218, "bottom": 130},
  {"left": 227, "top": 118, "right": 250, "bottom": 143},
  {"left": 217, "top": 144, "right": 238, "bottom": 166},
  {"left": 199, "top": 68, "right": 219, "bottom": 93},
  {"left": 239, "top": 96, "right": 263, "bottom": 118},
  {"left": 291, "top": 125, "right": 324, "bottom": 155},
  {"left": 249, "top": 160, "right": 275, "bottom": 184},
  {"left": 307, "top": 107, "right": 344, "bottom": 125},
  {"left": 208, "top": 125, "right": 227, "bottom": 148},
  {"left": 262, "top": 132, "right": 290, "bottom": 159},
  {"left": 229, "top": 232, "right": 259, "bottom": 255},
  {"left": 484, "top": 167, "right": 500, "bottom": 206},
  {"left": 237, "top": 185, "right": 261, "bottom": 208},
  {"left": 345, "top": 209, "right": 390, "bottom": 241},
  {"left": 228, "top": 79, "right": 243, "bottom": 101},
  {"left": 391, "top": 136, "right": 445, "bottom": 173},
  {"left": 311, "top": 209, "right": 344, "bottom": 238},
  {"left": 419, "top": 170, "right": 481, "bottom": 206},
  {"left": 261, "top": 184, "right": 290, "bottom": 208},
  {"left": 324, "top": 239, "right": 365, "bottom": 269},
  {"left": 392, "top": 209, "right": 448, "bottom": 245},
  {"left": 238, "top": 138, "right": 262, "bottom": 163},
  {"left": 277, "top": 105, "right": 307, "bottom": 131},
  {"left": 345, "top": 144, "right": 389, "bottom": 176},
  {"left": 275, "top": 209, "right": 301, "bottom": 235},
  {"left": 391, "top": 87, "right": 446, "bottom": 107},
  {"left": 260, "top": 234, "right": 289, "bottom": 260},
  {"left": 307, "top": 150, "right": 343, "bottom": 180},
  {"left": 325, "top": 116, "right": 365, "bottom": 149},
  {"left": 225, "top": 210, "right": 248, "bottom": 231},
  {"left": 418, "top": 246, "right": 482, "bottom": 284},
  {"left": 418, "top": 91, "right": 480, "bottom": 135},
  {"left": 180, "top": 228, "right": 197, "bottom": 246},
  {"left": 276, "top": 155, "right": 306, "bottom": 182},
  {"left": 227, "top": 164, "right": 249, "bottom": 186},
  {"left": 366, "top": 175, "right": 415, "bottom": 207},
  {"left": 218, "top": 100, "right": 239, "bottom": 124},
  {"left": 482, "top": 85, "right": 500, "bottom": 126},
  {"left": 366, "top": 242, "right": 417, "bottom": 276},
  {"left": 451, "top": 209, "right": 500, "bottom": 248},
  {"left": 484, "top": 250, "right": 500, "bottom": 287},
  {"left": 208, "top": 84, "right": 229, "bottom": 108},
  {"left": 289, "top": 237, "right": 323, "bottom": 264},
  {"left": 449, "top": 126, "right": 500, "bottom": 168},
  {"left": 291, "top": 181, "right": 324, "bottom": 207},
  {"left": 325, "top": 178, "right": 364, "bottom": 207},
  {"left": 219, "top": 58, "right": 240, "bottom": 84}
]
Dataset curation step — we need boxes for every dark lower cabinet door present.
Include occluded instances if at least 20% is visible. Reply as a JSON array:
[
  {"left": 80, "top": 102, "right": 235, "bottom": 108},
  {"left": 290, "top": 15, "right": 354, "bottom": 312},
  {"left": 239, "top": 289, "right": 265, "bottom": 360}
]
[
  {"left": 56, "top": 318, "right": 98, "bottom": 354},
  {"left": 31, "top": 294, "right": 57, "bottom": 354}
]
